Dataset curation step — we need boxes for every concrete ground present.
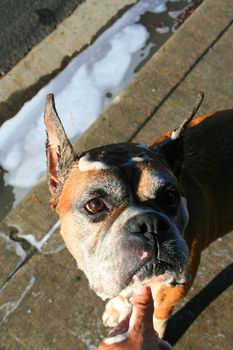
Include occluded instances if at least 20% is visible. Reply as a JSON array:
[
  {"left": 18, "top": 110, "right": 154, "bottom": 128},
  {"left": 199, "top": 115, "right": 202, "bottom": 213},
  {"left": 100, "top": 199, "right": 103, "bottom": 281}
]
[
  {"left": 0, "top": 0, "right": 84, "bottom": 76},
  {"left": 0, "top": 0, "right": 233, "bottom": 349}
]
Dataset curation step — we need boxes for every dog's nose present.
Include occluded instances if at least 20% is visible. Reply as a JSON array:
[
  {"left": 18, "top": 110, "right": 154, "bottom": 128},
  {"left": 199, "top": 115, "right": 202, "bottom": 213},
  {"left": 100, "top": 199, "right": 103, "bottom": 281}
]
[{"left": 125, "top": 213, "right": 170, "bottom": 236}]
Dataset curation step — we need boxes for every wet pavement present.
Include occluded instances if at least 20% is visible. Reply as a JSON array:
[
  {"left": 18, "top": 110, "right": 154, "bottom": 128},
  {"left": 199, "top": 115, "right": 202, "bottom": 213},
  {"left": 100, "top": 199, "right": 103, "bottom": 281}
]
[{"left": 0, "top": 0, "right": 233, "bottom": 349}]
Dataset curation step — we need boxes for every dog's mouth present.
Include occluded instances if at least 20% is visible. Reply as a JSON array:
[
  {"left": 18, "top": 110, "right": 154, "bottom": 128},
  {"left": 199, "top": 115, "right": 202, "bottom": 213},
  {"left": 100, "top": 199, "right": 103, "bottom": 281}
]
[
  {"left": 135, "top": 258, "right": 171, "bottom": 279},
  {"left": 130, "top": 258, "right": 188, "bottom": 287}
]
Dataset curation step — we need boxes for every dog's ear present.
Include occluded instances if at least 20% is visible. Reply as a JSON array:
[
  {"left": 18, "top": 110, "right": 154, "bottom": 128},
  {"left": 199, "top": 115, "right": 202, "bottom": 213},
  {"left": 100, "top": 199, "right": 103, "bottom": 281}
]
[
  {"left": 150, "top": 92, "right": 204, "bottom": 178},
  {"left": 44, "top": 94, "right": 74, "bottom": 204}
]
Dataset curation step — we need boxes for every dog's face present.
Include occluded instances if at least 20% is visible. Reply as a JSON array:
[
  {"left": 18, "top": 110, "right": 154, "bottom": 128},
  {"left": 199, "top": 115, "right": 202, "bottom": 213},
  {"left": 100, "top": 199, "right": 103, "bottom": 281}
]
[{"left": 44, "top": 95, "right": 189, "bottom": 300}]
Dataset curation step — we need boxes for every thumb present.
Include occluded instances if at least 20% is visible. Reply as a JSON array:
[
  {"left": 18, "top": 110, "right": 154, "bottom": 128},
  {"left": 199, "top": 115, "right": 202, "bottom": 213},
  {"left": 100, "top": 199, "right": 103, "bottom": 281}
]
[
  {"left": 130, "top": 285, "right": 154, "bottom": 334},
  {"left": 133, "top": 284, "right": 152, "bottom": 301},
  {"left": 132, "top": 285, "right": 172, "bottom": 350}
]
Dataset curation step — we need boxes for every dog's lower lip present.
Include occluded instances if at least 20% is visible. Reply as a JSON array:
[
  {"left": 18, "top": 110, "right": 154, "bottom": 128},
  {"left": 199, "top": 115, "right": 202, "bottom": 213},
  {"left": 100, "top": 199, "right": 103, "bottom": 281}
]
[{"left": 131, "top": 258, "right": 172, "bottom": 283}]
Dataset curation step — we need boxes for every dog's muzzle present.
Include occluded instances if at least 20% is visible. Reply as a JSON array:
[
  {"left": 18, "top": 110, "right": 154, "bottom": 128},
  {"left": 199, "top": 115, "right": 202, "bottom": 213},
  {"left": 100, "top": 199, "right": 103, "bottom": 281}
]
[
  {"left": 122, "top": 212, "right": 189, "bottom": 284},
  {"left": 87, "top": 211, "right": 189, "bottom": 299}
]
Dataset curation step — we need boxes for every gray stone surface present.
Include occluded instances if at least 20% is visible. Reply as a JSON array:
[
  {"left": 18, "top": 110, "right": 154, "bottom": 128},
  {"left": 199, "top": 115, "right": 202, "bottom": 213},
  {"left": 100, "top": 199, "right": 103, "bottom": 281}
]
[
  {"left": 0, "top": 250, "right": 105, "bottom": 350},
  {"left": 0, "top": 0, "right": 84, "bottom": 75},
  {"left": 1, "top": 0, "right": 233, "bottom": 348},
  {"left": 134, "top": 21, "right": 233, "bottom": 144}
]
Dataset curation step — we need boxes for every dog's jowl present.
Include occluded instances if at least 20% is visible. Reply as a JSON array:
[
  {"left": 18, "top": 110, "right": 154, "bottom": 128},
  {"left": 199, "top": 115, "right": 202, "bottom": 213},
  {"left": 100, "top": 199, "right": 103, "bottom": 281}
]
[{"left": 44, "top": 93, "right": 233, "bottom": 337}]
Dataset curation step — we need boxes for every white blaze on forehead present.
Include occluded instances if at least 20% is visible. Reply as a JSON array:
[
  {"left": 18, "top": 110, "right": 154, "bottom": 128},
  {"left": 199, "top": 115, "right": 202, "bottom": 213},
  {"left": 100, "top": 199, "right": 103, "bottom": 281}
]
[
  {"left": 124, "top": 154, "right": 153, "bottom": 166},
  {"left": 78, "top": 154, "right": 109, "bottom": 172},
  {"left": 133, "top": 154, "right": 153, "bottom": 162},
  {"left": 131, "top": 156, "right": 145, "bottom": 162}
]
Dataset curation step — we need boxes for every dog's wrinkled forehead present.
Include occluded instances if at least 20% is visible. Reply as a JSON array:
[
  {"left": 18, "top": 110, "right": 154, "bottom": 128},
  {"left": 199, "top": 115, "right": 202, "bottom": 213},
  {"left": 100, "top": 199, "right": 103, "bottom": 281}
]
[
  {"left": 76, "top": 143, "right": 158, "bottom": 171},
  {"left": 70, "top": 143, "right": 178, "bottom": 205}
]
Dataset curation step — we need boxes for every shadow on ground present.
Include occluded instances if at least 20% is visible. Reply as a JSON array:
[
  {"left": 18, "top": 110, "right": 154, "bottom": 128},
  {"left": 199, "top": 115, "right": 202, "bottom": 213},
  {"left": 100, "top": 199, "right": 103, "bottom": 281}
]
[{"left": 164, "top": 263, "right": 233, "bottom": 345}]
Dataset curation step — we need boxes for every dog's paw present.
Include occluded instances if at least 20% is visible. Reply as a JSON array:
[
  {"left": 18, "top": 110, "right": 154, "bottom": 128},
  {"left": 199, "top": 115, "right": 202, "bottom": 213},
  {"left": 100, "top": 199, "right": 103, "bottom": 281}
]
[{"left": 102, "top": 288, "right": 133, "bottom": 328}]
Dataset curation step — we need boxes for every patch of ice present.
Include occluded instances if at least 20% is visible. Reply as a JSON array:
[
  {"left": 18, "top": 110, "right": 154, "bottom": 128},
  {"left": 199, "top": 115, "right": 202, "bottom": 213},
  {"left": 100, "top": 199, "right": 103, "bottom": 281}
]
[
  {"left": 0, "top": 275, "right": 35, "bottom": 324},
  {"left": 0, "top": 232, "right": 26, "bottom": 261},
  {"left": 168, "top": 9, "right": 183, "bottom": 19},
  {"left": 18, "top": 220, "right": 60, "bottom": 252},
  {"left": 43, "top": 243, "right": 65, "bottom": 255},
  {"left": 156, "top": 26, "right": 170, "bottom": 34},
  {"left": 153, "top": 2, "right": 167, "bottom": 13}
]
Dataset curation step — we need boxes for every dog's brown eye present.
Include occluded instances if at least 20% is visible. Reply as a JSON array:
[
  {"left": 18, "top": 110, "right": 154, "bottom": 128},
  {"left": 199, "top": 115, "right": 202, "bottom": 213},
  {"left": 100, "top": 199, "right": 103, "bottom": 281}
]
[{"left": 85, "top": 198, "right": 106, "bottom": 214}]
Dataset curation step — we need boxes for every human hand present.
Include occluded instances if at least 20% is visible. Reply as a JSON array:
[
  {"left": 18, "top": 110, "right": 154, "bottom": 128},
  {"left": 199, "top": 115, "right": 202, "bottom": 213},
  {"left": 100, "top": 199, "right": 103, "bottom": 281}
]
[{"left": 97, "top": 285, "right": 171, "bottom": 350}]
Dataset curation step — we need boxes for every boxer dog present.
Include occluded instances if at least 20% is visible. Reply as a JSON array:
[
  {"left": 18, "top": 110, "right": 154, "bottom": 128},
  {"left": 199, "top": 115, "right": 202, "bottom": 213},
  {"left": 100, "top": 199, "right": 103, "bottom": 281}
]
[{"left": 44, "top": 92, "right": 233, "bottom": 337}]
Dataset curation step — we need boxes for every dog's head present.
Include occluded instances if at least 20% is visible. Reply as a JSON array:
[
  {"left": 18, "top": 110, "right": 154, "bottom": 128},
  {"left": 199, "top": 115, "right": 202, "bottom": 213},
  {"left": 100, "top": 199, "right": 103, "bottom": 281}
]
[{"left": 44, "top": 93, "right": 203, "bottom": 299}]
